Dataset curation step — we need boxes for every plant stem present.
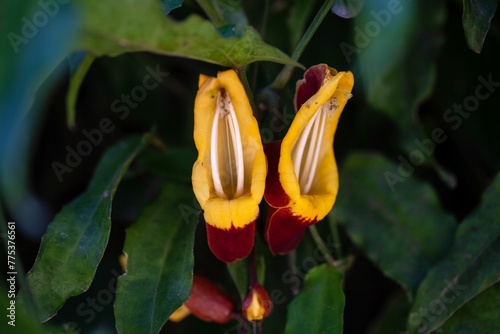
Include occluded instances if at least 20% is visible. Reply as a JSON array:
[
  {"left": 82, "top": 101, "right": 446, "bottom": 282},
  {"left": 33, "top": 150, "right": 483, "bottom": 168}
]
[
  {"left": 309, "top": 224, "right": 341, "bottom": 268},
  {"left": 66, "top": 53, "right": 95, "bottom": 130},
  {"left": 237, "top": 67, "right": 258, "bottom": 116},
  {"left": 249, "top": 246, "right": 258, "bottom": 285},
  {"left": 328, "top": 216, "right": 343, "bottom": 260},
  {"left": 271, "top": 0, "right": 335, "bottom": 90}
]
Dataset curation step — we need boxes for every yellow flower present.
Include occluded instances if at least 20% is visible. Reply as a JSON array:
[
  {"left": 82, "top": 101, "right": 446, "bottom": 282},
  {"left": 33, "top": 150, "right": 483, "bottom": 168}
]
[
  {"left": 264, "top": 64, "right": 354, "bottom": 254},
  {"left": 192, "top": 69, "right": 267, "bottom": 263}
]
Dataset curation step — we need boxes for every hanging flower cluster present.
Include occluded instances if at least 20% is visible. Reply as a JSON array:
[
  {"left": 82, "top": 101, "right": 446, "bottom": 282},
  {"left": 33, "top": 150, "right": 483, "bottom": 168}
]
[{"left": 192, "top": 64, "right": 354, "bottom": 262}]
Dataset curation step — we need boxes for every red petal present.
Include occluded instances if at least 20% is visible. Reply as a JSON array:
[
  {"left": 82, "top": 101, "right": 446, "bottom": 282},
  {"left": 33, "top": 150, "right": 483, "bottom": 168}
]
[
  {"left": 185, "top": 275, "right": 235, "bottom": 324},
  {"left": 263, "top": 141, "right": 290, "bottom": 208},
  {"left": 265, "top": 206, "right": 316, "bottom": 255},
  {"left": 206, "top": 222, "right": 255, "bottom": 263},
  {"left": 294, "top": 64, "right": 330, "bottom": 111}
]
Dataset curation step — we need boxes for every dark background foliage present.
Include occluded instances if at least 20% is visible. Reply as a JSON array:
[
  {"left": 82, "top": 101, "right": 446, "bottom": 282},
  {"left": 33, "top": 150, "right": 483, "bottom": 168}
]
[{"left": 1, "top": 0, "right": 499, "bottom": 333}]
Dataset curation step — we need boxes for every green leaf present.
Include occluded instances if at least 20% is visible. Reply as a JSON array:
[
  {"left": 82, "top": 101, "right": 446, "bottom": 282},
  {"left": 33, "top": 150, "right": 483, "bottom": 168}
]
[
  {"left": 161, "top": 0, "right": 183, "bottom": 14},
  {"left": 134, "top": 147, "right": 197, "bottom": 183},
  {"left": 288, "top": 0, "right": 318, "bottom": 49},
  {"left": 285, "top": 264, "right": 344, "bottom": 334},
  {"left": 114, "top": 183, "right": 197, "bottom": 334},
  {"left": 437, "top": 282, "right": 500, "bottom": 333},
  {"left": 0, "top": 0, "right": 78, "bottom": 237},
  {"left": 462, "top": 0, "right": 497, "bottom": 53},
  {"left": 65, "top": 53, "right": 95, "bottom": 129},
  {"left": 407, "top": 171, "right": 500, "bottom": 334},
  {"left": 332, "top": 152, "right": 457, "bottom": 297},
  {"left": 18, "top": 134, "right": 151, "bottom": 322},
  {"left": 76, "top": 0, "right": 298, "bottom": 67},
  {"left": 195, "top": 0, "right": 249, "bottom": 36},
  {"left": 331, "top": 0, "right": 364, "bottom": 19},
  {"left": 354, "top": 0, "right": 445, "bottom": 138}
]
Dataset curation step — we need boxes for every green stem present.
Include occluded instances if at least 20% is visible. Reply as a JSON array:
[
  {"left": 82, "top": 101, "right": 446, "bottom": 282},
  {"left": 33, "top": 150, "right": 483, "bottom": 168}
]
[
  {"left": 328, "top": 216, "right": 343, "bottom": 260},
  {"left": 309, "top": 224, "right": 341, "bottom": 268},
  {"left": 237, "top": 67, "right": 258, "bottom": 116},
  {"left": 66, "top": 54, "right": 95, "bottom": 130},
  {"left": 271, "top": 0, "right": 335, "bottom": 90}
]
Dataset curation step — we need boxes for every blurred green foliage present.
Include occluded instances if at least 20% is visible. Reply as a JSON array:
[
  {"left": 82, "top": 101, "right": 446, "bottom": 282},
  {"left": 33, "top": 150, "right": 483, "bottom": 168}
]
[{"left": 1, "top": 0, "right": 499, "bottom": 333}]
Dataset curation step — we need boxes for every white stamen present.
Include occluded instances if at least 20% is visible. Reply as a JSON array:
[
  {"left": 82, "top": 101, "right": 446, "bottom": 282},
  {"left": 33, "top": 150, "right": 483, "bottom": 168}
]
[
  {"left": 210, "top": 91, "right": 245, "bottom": 199},
  {"left": 210, "top": 106, "right": 224, "bottom": 197},
  {"left": 292, "top": 111, "right": 320, "bottom": 181},
  {"left": 302, "top": 110, "right": 326, "bottom": 193},
  {"left": 291, "top": 101, "right": 332, "bottom": 195}
]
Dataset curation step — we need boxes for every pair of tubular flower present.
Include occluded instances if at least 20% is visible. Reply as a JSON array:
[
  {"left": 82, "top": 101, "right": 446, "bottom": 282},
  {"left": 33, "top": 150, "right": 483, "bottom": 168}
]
[{"left": 192, "top": 65, "right": 354, "bottom": 262}]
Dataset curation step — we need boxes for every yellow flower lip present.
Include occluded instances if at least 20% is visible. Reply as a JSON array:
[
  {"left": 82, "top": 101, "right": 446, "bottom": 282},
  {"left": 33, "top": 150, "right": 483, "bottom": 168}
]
[
  {"left": 264, "top": 64, "right": 354, "bottom": 254},
  {"left": 192, "top": 69, "right": 267, "bottom": 262}
]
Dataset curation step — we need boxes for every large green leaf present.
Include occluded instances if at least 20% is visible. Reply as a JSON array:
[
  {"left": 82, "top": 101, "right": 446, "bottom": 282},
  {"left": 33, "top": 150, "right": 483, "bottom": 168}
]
[
  {"left": 407, "top": 171, "right": 500, "bottom": 334},
  {"left": 354, "top": 0, "right": 445, "bottom": 139},
  {"left": 18, "top": 135, "right": 151, "bottom": 322},
  {"left": 462, "top": 0, "right": 497, "bottom": 53},
  {"left": 76, "top": 0, "right": 298, "bottom": 67},
  {"left": 114, "top": 183, "right": 197, "bottom": 334},
  {"left": 0, "top": 0, "right": 78, "bottom": 238},
  {"left": 285, "top": 264, "right": 344, "bottom": 334},
  {"left": 437, "top": 282, "right": 500, "bottom": 333},
  {"left": 332, "top": 153, "right": 457, "bottom": 297}
]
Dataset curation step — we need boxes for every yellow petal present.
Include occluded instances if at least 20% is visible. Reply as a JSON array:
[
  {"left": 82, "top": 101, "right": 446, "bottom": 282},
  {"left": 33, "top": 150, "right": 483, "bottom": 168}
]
[
  {"left": 192, "top": 69, "right": 267, "bottom": 230},
  {"left": 279, "top": 69, "right": 354, "bottom": 222},
  {"left": 169, "top": 303, "right": 191, "bottom": 322}
]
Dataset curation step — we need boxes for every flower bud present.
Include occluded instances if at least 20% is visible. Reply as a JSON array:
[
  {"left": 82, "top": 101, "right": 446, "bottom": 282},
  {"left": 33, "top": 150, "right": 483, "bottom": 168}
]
[
  {"left": 183, "top": 275, "right": 235, "bottom": 324},
  {"left": 242, "top": 283, "right": 273, "bottom": 321}
]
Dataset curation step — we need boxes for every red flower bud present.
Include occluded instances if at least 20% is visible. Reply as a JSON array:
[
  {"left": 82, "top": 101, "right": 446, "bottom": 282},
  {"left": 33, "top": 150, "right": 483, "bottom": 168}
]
[
  {"left": 183, "top": 275, "right": 235, "bottom": 324},
  {"left": 242, "top": 283, "right": 273, "bottom": 321}
]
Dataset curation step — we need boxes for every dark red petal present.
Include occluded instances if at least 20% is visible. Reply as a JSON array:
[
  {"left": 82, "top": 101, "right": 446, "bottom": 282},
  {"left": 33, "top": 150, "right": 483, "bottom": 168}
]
[
  {"left": 265, "top": 206, "right": 317, "bottom": 255},
  {"left": 185, "top": 275, "right": 235, "bottom": 324},
  {"left": 263, "top": 141, "right": 290, "bottom": 208},
  {"left": 206, "top": 222, "right": 255, "bottom": 263},
  {"left": 294, "top": 64, "right": 330, "bottom": 111}
]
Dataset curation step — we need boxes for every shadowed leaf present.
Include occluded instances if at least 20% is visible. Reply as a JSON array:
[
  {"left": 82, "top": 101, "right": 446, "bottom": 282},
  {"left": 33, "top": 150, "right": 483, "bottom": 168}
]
[
  {"left": 285, "top": 264, "right": 344, "bottom": 334},
  {"left": 462, "top": 0, "right": 497, "bottom": 53},
  {"left": 17, "top": 135, "right": 151, "bottom": 321},
  {"left": 114, "top": 183, "right": 197, "bottom": 334},
  {"left": 407, "top": 171, "right": 500, "bottom": 333},
  {"left": 333, "top": 152, "right": 457, "bottom": 298}
]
